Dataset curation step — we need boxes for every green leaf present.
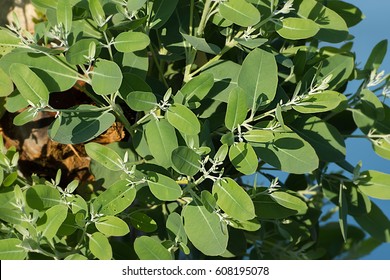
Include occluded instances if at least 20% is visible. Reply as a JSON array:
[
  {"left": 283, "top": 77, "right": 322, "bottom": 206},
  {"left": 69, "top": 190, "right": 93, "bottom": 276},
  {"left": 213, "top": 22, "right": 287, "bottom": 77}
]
[
  {"left": 0, "top": 208, "right": 24, "bottom": 224},
  {"left": 294, "top": 0, "right": 349, "bottom": 43},
  {"left": 180, "top": 73, "right": 214, "bottom": 108},
  {"left": 202, "top": 60, "right": 240, "bottom": 102},
  {"left": 166, "top": 103, "right": 201, "bottom": 135},
  {"left": 182, "top": 199, "right": 228, "bottom": 256},
  {"left": 145, "top": 119, "right": 178, "bottom": 168},
  {"left": 229, "top": 142, "right": 258, "bottom": 175},
  {"left": 0, "top": 239, "right": 27, "bottom": 260},
  {"left": 0, "top": 52, "right": 78, "bottom": 92},
  {"left": 26, "top": 185, "right": 61, "bottom": 210},
  {"left": 85, "top": 142, "right": 123, "bottom": 171},
  {"left": 171, "top": 146, "right": 201, "bottom": 176},
  {"left": 119, "top": 73, "right": 152, "bottom": 99},
  {"left": 358, "top": 171, "right": 390, "bottom": 200},
  {"left": 92, "top": 180, "right": 136, "bottom": 215},
  {"left": 253, "top": 131, "right": 319, "bottom": 174},
  {"left": 66, "top": 39, "right": 100, "bottom": 65},
  {"left": 13, "top": 109, "right": 36, "bottom": 126},
  {"left": 291, "top": 115, "right": 346, "bottom": 162},
  {"left": 147, "top": 172, "right": 182, "bottom": 201},
  {"left": 339, "top": 184, "right": 348, "bottom": 242},
  {"left": 89, "top": 232, "right": 112, "bottom": 260},
  {"left": 373, "top": 139, "right": 390, "bottom": 160},
  {"left": 213, "top": 178, "right": 256, "bottom": 221},
  {"left": 114, "top": 31, "right": 150, "bottom": 53},
  {"left": 275, "top": 18, "right": 319, "bottom": 40},
  {"left": 270, "top": 191, "right": 308, "bottom": 215},
  {"left": 126, "top": 91, "right": 157, "bottom": 111},
  {"left": 219, "top": 0, "right": 261, "bottom": 27},
  {"left": 201, "top": 190, "right": 217, "bottom": 213},
  {"left": 0, "top": 67, "right": 13, "bottom": 97},
  {"left": 181, "top": 32, "right": 221, "bottom": 54},
  {"left": 57, "top": 0, "right": 72, "bottom": 33},
  {"left": 127, "top": 0, "right": 147, "bottom": 11},
  {"left": 293, "top": 91, "right": 345, "bottom": 114},
  {"left": 134, "top": 236, "right": 172, "bottom": 260},
  {"left": 129, "top": 212, "right": 157, "bottom": 233},
  {"left": 91, "top": 59, "right": 123, "bottom": 95},
  {"left": 49, "top": 105, "right": 116, "bottom": 144},
  {"left": 9, "top": 63, "right": 49, "bottom": 107},
  {"left": 354, "top": 202, "right": 390, "bottom": 242},
  {"left": 253, "top": 194, "right": 298, "bottom": 219},
  {"left": 326, "top": 0, "right": 364, "bottom": 28},
  {"left": 36, "top": 205, "right": 68, "bottom": 240},
  {"left": 364, "top": 40, "right": 388, "bottom": 71},
  {"left": 166, "top": 212, "right": 187, "bottom": 244},
  {"left": 150, "top": 0, "right": 179, "bottom": 29},
  {"left": 96, "top": 216, "right": 130, "bottom": 237},
  {"left": 238, "top": 48, "right": 278, "bottom": 109},
  {"left": 225, "top": 87, "right": 247, "bottom": 131},
  {"left": 352, "top": 89, "right": 386, "bottom": 134},
  {"left": 243, "top": 129, "right": 274, "bottom": 143},
  {"left": 65, "top": 254, "right": 88, "bottom": 260},
  {"left": 89, "top": 0, "right": 105, "bottom": 25}
]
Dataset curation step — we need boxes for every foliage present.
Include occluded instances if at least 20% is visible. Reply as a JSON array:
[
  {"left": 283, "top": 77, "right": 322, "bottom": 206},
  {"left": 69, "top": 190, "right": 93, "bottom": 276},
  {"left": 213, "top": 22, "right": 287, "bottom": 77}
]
[{"left": 0, "top": 0, "right": 389, "bottom": 260}]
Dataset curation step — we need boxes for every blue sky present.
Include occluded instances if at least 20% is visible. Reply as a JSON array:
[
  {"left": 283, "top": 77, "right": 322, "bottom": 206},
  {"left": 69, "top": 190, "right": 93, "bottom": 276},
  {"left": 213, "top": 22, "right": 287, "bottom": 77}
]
[{"left": 343, "top": 0, "right": 390, "bottom": 259}]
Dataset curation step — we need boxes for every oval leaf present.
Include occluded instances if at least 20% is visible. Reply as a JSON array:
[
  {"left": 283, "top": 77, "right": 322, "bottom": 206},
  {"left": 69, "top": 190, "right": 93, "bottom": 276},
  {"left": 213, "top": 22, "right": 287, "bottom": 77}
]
[
  {"left": 145, "top": 119, "right": 178, "bottom": 168},
  {"left": 36, "top": 205, "right": 68, "bottom": 240},
  {"left": 270, "top": 191, "right": 308, "bottom": 215},
  {"left": 293, "top": 91, "right": 345, "bottom": 113},
  {"left": 49, "top": 105, "right": 116, "bottom": 144},
  {"left": 243, "top": 129, "right": 274, "bottom": 143},
  {"left": 229, "top": 142, "right": 258, "bottom": 175},
  {"left": 358, "top": 171, "right": 390, "bottom": 200},
  {"left": 0, "top": 67, "right": 13, "bottom": 97},
  {"left": 171, "top": 146, "right": 201, "bottom": 176},
  {"left": 276, "top": 18, "right": 319, "bottom": 40},
  {"left": 183, "top": 199, "right": 228, "bottom": 256},
  {"left": 180, "top": 73, "right": 214, "bottom": 108},
  {"left": 89, "top": 232, "right": 112, "bottom": 260},
  {"left": 213, "top": 178, "right": 256, "bottom": 221},
  {"left": 114, "top": 31, "right": 150, "bottom": 53},
  {"left": 129, "top": 212, "right": 157, "bottom": 233},
  {"left": 166, "top": 212, "right": 187, "bottom": 244},
  {"left": 91, "top": 59, "right": 123, "bottom": 95},
  {"left": 238, "top": 48, "right": 278, "bottom": 109},
  {"left": 134, "top": 236, "right": 172, "bottom": 260},
  {"left": 147, "top": 172, "right": 183, "bottom": 201},
  {"left": 0, "top": 239, "right": 27, "bottom": 260},
  {"left": 9, "top": 63, "right": 49, "bottom": 107},
  {"left": 126, "top": 91, "right": 157, "bottom": 111},
  {"left": 166, "top": 104, "right": 201, "bottom": 135},
  {"left": 92, "top": 180, "right": 136, "bottom": 215},
  {"left": 253, "top": 194, "right": 298, "bottom": 219},
  {"left": 219, "top": 0, "right": 261, "bottom": 27},
  {"left": 26, "top": 185, "right": 61, "bottom": 210},
  {"left": 253, "top": 131, "right": 319, "bottom": 174},
  {"left": 85, "top": 142, "right": 123, "bottom": 171},
  {"left": 96, "top": 216, "right": 130, "bottom": 237},
  {"left": 225, "top": 87, "right": 247, "bottom": 131}
]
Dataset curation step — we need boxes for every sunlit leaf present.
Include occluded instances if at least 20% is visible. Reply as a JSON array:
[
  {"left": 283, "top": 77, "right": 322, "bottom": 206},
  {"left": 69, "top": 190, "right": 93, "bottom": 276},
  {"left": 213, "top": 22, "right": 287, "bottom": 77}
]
[
  {"left": 89, "top": 232, "right": 112, "bottom": 260},
  {"left": 36, "top": 205, "right": 68, "bottom": 240},
  {"left": 219, "top": 0, "right": 261, "bottom": 27},
  {"left": 26, "top": 185, "right": 61, "bottom": 210},
  {"left": 114, "top": 31, "right": 150, "bottom": 53},
  {"left": 358, "top": 170, "right": 390, "bottom": 200},
  {"left": 183, "top": 199, "right": 228, "bottom": 256},
  {"left": 126, "top": 91, "right": 157, "bottom": 111},
  {"left": 0, "top": 67, "right": 13, "bottom": 97},
  {"left": 213, "top": 178, "right": 256, "bottom": 221},
  {"left": 145, "top": 119, "right": 178, "bottom": 168},
  {"left": 229, "top": 142, "right": 258, "bottom": 175},
  {"left": 134, "top": 236, "right": 172, "bottom": 260},
  {"left": 275, "top": 18, "right": 319, "bottom": 40},
  {"left": 293, "top": 91, "right": 345, "bottom": 114},
  {"left": 270, "top": 191, "right": 308, "bottom": 215},
  {"left": 225, "top": 87, "right": 247, "bottom": 131},
  {"left": 91, "top": 59, "right": 123, "bottom": 95},
  {"left": 92, "top": 180, "right": 136, "bottom": 215},
  {"left": 147, "top": 172, "right": 182, "bottom": 201},
  {"left": 238, "top": 48, "right": 278, "bottom": 109},
  {"left": 166, "top": 103, "right": 201, "bottom": 135},
  {"left": 0, "top": 239, "right": 27, "bottom": 260},
  {"left": 166, "top": 212, "right": 187, "bottom": 244},
  {"left": 171, "top": 146, "right": 201, "bottom": 176},
  {"left": 96, "top": 216, "right": 130, "bottom": 237},
  {"left": 85, "top": 142, "right": 123, "bottom": 171}
]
